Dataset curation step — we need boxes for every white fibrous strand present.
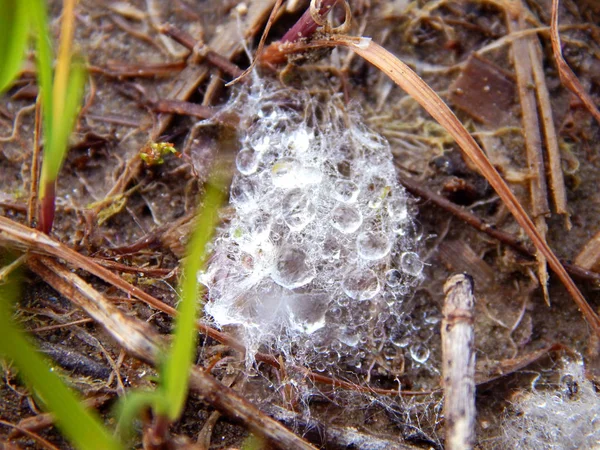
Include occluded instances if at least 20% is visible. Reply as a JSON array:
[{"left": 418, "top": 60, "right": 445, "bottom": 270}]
[
  {"left": 502, "top": 357, "right": 600, "bottom": 449},
  {"left": 200, "top": 79, "right": 428, "bottom": 373}
]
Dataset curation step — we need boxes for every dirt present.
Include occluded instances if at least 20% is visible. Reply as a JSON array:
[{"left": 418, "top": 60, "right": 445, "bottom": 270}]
[{"left": 1, "top": 0, "right": 599, "bottom": 449}]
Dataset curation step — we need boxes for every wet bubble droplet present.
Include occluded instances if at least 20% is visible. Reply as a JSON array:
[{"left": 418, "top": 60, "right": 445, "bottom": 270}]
[
  {"left": 331, "top": 204, "right": 362, "bottom": 234},
  {"left": 230, "top": 177, "right": 259, "bottom": 207},
  {"left": 236, "top": 148, "right": 259, "bottom": 175},
  {"left": 286, "top": 127, "right": 311, "bottom": 153},
  {"left": 329, "top": 306, "right": 343, "bottom": 320},
  {"left": 383, "top": 345, "right": 397, "bottom": 360},
  {"left": 332, "top": 180, "right": 360, "bottom": 203},
  {"left": 271, "top": 246, "right": 315, "bottom": 289},
  {"left": 409, "top": 343, "right": 430, "bottom": 364},
  {"left": 247, "top": 212, "right": 271, "bottom": 239},
  {"left": 401, "top": 252, "right": 424, "bottom": 277},
  {"left": 271, "top": 158, "right": 321, "bottom": 189},
  {"left": 338, "top": 328, "right": 359, "bottom": 347},
  {"left": 387, "top": 197, "right": 408, "bottom": 221},
  {"left": 342, "top": 268, "right": 380, "bottom": 300},
  {"left": 250, "top": 134, "right": 270, "bottom": 153},
  {"left": 281, "top": 189, "right": 315, "bottom": 231},
  {"left": 385, "top": 269, "right": 403, "bottom": 288},
  {"left": 271, "top": 157, "right": 301, "bottom": 188},
  {"left": 357, "top": 231, "right": 392, "bottom": 260},
  {"left": 390, "top": 327, "right": 410, "bottom": 348}
]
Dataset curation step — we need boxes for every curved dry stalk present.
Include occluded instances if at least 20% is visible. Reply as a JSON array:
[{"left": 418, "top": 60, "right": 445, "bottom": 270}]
[
  {"left": 322, "top": 37, "right": 600, "bottom": 337},
  {"left": 551, "top": 0, "right": 600, "bottom": 126},
  {"left": 226, "top": 0, "right": 284, "bottom": 86}
]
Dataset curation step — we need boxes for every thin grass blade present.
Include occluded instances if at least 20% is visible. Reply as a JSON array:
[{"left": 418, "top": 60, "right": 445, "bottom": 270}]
[
  {"left": 34, "top": 0, "right": 86, "bottom": 233},
  {"left": 116, "top": 390, "right": 163, "bottom": 443},
  {"left": 162, "top": 173, "right": 227, "bottom": 421},
  {"left": 0, "top": 0, "right": 29, "bottom": 93},
  {"left": 0, "top": 275, "right": 122, "bottom": 450},
  {"left": 31, "top": 0, "right": 54, "bottom": 143}
]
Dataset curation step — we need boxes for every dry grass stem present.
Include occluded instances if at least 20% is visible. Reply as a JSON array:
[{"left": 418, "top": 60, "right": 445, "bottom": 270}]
[
  {"left": 442, "top": 274, "right": 476, "bottom": 450},
  {"left": 331, "top": 37, "right": 600, "bottom": 336},
  {"left": 574, "top": 230, "right": 600, "bottom": 272},
  {"left": 9, "top": 394, "right": 112, "bottom": 440},
  {"left": 0, "top": 419, "right": 61, "bottom": 450},
  {"left": 226, "top": 0, "right": 284, "bottom": 86},
  {"left": 28, "top": 97, "right": 42, "bottom": 227},
  {"left": 506, "top": 4, "right": 550, "bottom": 303},
  {"left": 551, "top": 0, "right": 600, "bottom": 126},
  {"left": 529, "top": 41, "right": 569, "bottom": 224},
  {"left": 399, "top": 176, "right": 600, "bottom": 283}
]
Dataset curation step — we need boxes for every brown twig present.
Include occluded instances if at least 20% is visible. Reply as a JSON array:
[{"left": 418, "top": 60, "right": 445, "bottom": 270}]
[
  {"left": 153, "top": 99, "right": 217, "bottom": 120},
  {"left": 574, "top": 230, "right": 600, "bottom": 272},
  {"left": 159, "top": 24, "right": 244, "bottom": 79},
  {"left": 442, "top": 274, "right": 476, "bottom": 450},
  {"left": 28, "top": 96, "right": 42, "bottom": 227},
  {"left": 529, "top": 40, "right": 569, "bottom": 224},
  {"left": 398, "top": 175, "right": 600, "bottom": 284},
  {"left": 227, "top": 0, "right": 285, "bottom": 86},
  {"left": 26, "top": 255, "right": 317, "bottom": 450},
  {"left": 475, "top": 343, "right": 572, "bottom": 384},
  {"left": 88, "top": 61, "right": 186, "bottom": 78},
  {"left": 281, "top": 0, "right": 340, "bottom": 43},
  {"left": 506, "top": 3, "right": 550, "bottom": 303},
  {"left": 9, "top": 394, "right": 112, "bottom": 439},
  {"left": 91, "top": 258, "right": 174, "bottom": 278},
  {"left": 0, "top": 419, "right": 61, "bottom": 450},
  {"left": 261, "top": 0, "right": 342, "bottom": 66},
  {"left": 550, "top": 0, "right": 600, "bottom": 126},
  {"left": 29, "top": 318, "right": 94, "bottom": 333}
]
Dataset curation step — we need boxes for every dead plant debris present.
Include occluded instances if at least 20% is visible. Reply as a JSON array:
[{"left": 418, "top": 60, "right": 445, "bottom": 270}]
[{"left": 1, "top": 0, "right": 599, "bottom": 449}]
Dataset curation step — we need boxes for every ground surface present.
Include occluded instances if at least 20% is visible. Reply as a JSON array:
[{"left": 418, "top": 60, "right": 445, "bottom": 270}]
[{"left": 1, "top": 0, "right": 599, "bottom": 449}]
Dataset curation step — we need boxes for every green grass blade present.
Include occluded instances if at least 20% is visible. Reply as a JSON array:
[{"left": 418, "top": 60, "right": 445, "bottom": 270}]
[
  {"left": 42, "top": 60, "right": 86, "bottom": 182},
  {"left": 30, "top": 0, "right": 54, "bottom": 146},
  {"left": 115, "top": 390, "right": 164, "bottom": 443},
  {"left": 32, "top": 0, "right": 87, "bottom": 233},
  {"left": 0, "top": 275, "right": 122, "bottom": 450},
  {"left": 162, "top": 174, "right": 227, "bottom": 421},
  {"left": 0, "top": 0, "right": 30, "bottom": 93}
]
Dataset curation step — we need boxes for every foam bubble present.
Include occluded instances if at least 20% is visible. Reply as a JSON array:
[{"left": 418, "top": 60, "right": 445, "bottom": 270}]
[
  {"left": 333, "top": 180, "right": 360, "bottom": 203},
  {"left": 357, "top": 231, "right": 392, "bottom": 260},
  {"left": 236, "top": 148, "right": 260, "bottom": 175},
  {"left": 401, "top": 252, "right": 424, "bottom": 277},
  {"left": 281, "top": 189, "right": 316, "bottom": 231},
  {"left": 271, "top": 246, "right": 315, "bottom": 289},
  {"left": 342, "top": 268, "right": 380, "bottom": 300},
  {"left": 331, "top": 204, "right": 363, "bottom": 234}
]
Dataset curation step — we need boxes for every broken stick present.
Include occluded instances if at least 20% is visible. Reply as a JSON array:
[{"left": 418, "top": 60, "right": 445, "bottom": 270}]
[{"left": 442, "top": 274, "right": 476, "bottom": 450}]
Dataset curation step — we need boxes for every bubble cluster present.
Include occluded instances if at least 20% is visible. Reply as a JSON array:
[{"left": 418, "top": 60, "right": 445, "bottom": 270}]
[{"left": 200, "top": 81, "right": 428, "bottom": 373}]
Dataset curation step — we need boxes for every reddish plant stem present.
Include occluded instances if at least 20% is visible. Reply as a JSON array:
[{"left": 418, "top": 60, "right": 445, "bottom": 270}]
[
  {"left": 261, "top": 0, "right": 340, "bottom": 65},
  {"left": 281, "top": 0, "right": 339, "bottom": 43},
  {"left": 38, "top": 180, "right": 56, "bottom": 234}
]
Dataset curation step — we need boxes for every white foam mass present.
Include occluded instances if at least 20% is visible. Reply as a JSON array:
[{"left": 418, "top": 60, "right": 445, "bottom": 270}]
[
  {"left": 502, "top": 358, "right": 600, "bottom": 449},
  {"left": 201, "top": 80, "right": 424, "bottom": 368}
]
